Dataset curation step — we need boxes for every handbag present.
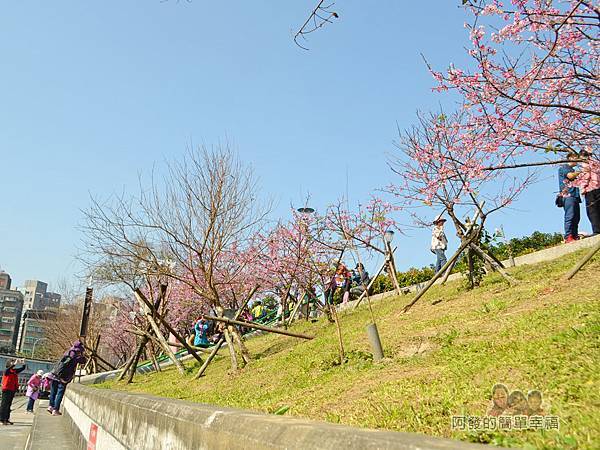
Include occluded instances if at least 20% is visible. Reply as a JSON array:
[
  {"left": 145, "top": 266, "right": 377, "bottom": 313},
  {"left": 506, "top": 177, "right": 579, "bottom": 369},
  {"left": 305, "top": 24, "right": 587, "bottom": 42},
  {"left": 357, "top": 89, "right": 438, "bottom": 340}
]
[{"left": 555, "top": 195, "right": 564, "bottom": 208}]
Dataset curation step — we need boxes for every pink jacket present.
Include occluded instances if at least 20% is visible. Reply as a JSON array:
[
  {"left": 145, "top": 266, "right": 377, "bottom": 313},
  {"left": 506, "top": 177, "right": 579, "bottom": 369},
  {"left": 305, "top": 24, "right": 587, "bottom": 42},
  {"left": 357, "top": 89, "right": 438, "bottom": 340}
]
[
  {"left": 40, "top": 376, "right": 51, "bottom": 391},
  {"left": 574, "top": 160, "right": 600, "bottom": 195},
  {"left": 25, "top": 374, "right": 42, "bottom": 399}
]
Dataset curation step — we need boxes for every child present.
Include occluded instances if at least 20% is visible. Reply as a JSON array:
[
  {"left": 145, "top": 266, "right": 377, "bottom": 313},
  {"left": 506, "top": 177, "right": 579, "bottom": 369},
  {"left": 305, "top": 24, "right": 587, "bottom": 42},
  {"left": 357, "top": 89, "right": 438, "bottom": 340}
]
[
  {"left": 26, "top": 370, "right": 44, "bottom": 413},
  {"left": 1, "top": 358, "right": 27, "bottom": 425},
  {"left": 40, "top": 373, "right": 52, "bottom": 398}
]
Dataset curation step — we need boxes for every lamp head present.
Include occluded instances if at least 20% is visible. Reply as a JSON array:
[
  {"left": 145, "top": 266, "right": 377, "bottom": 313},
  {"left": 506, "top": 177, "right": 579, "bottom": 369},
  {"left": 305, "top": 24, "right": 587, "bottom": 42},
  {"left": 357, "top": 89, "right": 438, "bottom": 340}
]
[{"left": 384, "top": 229, "right": 395, "bottom": 244}]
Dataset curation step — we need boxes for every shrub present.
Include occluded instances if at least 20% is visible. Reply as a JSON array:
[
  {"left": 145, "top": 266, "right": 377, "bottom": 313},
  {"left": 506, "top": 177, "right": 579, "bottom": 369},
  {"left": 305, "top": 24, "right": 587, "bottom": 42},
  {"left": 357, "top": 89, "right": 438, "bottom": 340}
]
[{"left": 370, "top": 230, "right": 563, "bottom": 295}]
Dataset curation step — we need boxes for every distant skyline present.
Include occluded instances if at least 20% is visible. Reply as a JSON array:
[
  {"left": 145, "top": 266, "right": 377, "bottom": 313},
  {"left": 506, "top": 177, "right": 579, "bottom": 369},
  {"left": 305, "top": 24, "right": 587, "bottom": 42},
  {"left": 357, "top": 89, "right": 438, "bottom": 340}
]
[{"left": 1, "top": 1, "right": 570, "bottom": 289}]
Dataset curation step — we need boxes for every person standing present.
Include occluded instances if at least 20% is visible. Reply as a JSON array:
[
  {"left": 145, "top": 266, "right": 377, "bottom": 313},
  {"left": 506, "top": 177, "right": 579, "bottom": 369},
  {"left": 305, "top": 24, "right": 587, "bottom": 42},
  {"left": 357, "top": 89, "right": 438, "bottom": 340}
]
[
  {"left": 25, "top": 370, "right": 44, "bottom": 413},
  {"left": 48, "top": 341, "right": 87, "bottom": 416},
  {"left": 431, "top": 217, "right": 448, "bottom": 272},
  {"left": 1, "top": 358, "right": 27, "bottom": 425},
  {"left": 558, "top": 154, "right": 582, "bottom": 242},
  {"left": 574, "top": 153, "right": 600, "bottom": 235},
  {"left": 337, "top": 264, "right": 352, "bottom": 304}
]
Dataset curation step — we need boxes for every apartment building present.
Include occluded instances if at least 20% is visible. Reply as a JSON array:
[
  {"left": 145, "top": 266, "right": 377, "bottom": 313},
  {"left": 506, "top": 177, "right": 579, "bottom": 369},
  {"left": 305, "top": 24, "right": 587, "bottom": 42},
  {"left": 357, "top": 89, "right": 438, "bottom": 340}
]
[{"left": 0, "top": 273, "right": 24, "bottom": 352}]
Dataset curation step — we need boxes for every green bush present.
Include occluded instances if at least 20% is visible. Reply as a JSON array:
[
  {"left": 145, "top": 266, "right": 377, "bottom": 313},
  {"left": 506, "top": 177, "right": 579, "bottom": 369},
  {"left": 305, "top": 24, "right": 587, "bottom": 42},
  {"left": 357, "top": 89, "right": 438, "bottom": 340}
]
[
  {"left": 370, "top": 230, "right": 564, "bottom": 295},
  {"left": 370, "top": 266, "right": 435, "bottom": 295}
]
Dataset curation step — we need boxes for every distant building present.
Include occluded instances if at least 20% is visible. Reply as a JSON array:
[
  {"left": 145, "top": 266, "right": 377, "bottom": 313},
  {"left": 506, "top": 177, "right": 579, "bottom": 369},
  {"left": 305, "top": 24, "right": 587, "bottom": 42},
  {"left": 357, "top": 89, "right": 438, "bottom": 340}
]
[
  {"left": 0, "top": 271, "right": 12, "bottom": 290},
  {"left": 17, "top": 309, "right": 57, "bottom": 356},
  {"left": 19, "top": 280, "right": 61, "bottom": 311},
  {"left": 0, "top": 274, "right": 24, "bottom": 353},
  {"left": 13, "top": 280, "right": 61, "bottom": 356},
  {"left": 94, "top": 296, "right": 120, "bottom": 321}
]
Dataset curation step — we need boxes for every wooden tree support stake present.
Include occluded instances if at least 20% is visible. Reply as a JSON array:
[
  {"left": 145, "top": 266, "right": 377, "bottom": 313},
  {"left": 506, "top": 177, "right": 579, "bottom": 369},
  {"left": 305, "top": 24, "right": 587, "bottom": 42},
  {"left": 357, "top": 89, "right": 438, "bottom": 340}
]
[
  {"left": 134, "top": 288, "right": 204, "bottom": 366},
  {"left": 195, "top": 286, "right": 258, "bottom": 379},
  {"left": 564, "top": 238, "right": 600, "bottom": 280},
  {"left": 202, "top": 314, "right": 314, "bottom": 340},
  {"left": 353, "top": 246, "right": 398, "bottom": 309},
  {"left": 133, "top": 289, "right": 185, "bottom": 374},
  {"left": 401, "top": 234, "right": 476, "bottom": 313}
]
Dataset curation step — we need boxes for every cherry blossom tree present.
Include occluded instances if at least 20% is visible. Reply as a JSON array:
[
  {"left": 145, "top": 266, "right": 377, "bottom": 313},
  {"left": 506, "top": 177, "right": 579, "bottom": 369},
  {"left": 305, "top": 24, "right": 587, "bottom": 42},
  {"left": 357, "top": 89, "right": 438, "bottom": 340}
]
[
  {"left": 430, "top": 0, "right": 598, "bottom": 165},
  {"left": 82, "top": 145, "right": 270, "bottom": 372},
  {"left": 388, "top": 110, "right": 523, "bottom": 309}
]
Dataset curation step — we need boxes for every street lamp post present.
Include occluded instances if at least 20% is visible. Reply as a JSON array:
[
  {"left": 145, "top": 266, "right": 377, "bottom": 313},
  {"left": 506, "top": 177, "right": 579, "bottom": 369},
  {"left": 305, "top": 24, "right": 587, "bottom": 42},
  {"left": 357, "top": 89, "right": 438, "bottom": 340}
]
[
  {"left": 383, "top": 229, "right": 402, "bottom": 296},
  {"left": 31, "top": 337, "right": 47, "bottom": 359},
  {"left": 297, "top": 207, "right": 316, "bottom": 320}
]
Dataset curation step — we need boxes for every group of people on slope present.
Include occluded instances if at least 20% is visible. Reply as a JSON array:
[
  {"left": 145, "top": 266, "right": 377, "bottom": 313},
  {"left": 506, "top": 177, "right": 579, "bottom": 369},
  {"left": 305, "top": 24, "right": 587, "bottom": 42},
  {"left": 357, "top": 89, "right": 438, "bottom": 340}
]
[
  {"left": 0, "top": 340, "right": 86, "bottom": 424},
  {"left": 558, "top": 152, "right": 600, "bottom": 242},
  {"left": 324, "top": 262, "right": 370, "bottom": 305}
]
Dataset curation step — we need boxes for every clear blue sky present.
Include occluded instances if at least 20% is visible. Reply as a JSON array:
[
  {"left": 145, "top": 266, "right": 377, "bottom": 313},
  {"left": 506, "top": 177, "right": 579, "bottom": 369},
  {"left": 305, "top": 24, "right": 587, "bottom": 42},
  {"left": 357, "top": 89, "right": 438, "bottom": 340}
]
[{"left": 1, "top": 1, "right": 569, "bottom": 290}]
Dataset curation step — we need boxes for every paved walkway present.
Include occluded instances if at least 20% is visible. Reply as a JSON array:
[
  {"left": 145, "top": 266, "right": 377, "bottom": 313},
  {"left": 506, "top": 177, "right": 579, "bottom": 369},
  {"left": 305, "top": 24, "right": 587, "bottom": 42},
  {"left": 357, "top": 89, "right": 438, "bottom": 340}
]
[
  {"left": 26, "top": 400, "right": 76, "bottom": 450},
  {"left": 0, "top": 397, "right": 76, "bottom": 450},
  {"left": 0, "top": 396, "right": 33, "bottom": 450}
]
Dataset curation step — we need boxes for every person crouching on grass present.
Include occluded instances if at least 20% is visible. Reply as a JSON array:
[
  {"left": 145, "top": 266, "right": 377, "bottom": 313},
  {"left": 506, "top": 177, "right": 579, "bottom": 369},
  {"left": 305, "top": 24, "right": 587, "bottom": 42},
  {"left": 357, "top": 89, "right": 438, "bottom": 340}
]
[
  {"left": 1, "top": 358, "right": 27, "bottom": 425},
  {"left": 48, "top": 340, "right": 87, "bottom": 416}
]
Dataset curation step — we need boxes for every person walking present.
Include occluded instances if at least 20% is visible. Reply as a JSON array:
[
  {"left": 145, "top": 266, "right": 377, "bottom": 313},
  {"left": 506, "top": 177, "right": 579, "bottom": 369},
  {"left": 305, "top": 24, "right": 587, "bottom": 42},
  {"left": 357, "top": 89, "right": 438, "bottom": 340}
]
[
  {"left": 1, "top": 358, "right": 27, "bottom": 425},
  {"left": 558, "top": 153, "right": 582, "bottom": 242},
  {"left": 48, "top": 341, "right": 87, "bottom": 416},
  {"left": 431, "top": 217, "right": 448, "bottom": 272},
  {"left": 25, "top": 370, "right": 44, "bottom": 413}
]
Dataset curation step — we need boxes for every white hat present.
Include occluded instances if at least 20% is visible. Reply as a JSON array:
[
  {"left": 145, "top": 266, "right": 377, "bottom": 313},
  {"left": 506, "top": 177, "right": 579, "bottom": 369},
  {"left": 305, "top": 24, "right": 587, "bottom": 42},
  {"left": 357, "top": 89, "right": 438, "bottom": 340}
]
[{"left": 36, "top": 369, "right": 44, "bottom": 376}]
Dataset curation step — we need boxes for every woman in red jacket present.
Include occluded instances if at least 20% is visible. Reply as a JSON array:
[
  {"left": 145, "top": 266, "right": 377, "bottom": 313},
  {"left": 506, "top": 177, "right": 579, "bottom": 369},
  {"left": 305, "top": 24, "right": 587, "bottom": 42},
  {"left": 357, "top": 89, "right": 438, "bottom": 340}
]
[{"left": 1, "top": 358, "right": 27, "bottom": 425}]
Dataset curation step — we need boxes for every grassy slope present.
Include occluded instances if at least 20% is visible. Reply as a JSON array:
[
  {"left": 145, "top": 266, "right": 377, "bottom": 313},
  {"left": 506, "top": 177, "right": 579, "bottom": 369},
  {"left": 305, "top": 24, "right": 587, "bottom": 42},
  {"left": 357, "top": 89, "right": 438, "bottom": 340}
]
[{"left": 99, "top": 249, "right": 600, "bottom": 449}]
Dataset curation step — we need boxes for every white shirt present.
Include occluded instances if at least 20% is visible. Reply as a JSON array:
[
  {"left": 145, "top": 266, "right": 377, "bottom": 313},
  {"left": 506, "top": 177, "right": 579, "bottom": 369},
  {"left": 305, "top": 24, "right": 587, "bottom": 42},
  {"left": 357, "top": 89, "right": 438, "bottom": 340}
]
[{"left": 431, "top": 225, "right": 448, "bottom": 251}]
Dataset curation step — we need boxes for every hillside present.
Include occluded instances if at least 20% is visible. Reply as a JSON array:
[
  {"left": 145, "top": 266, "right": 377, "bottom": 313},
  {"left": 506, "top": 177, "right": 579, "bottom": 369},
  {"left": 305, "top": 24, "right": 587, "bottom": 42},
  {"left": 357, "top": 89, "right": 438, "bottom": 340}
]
[{"left": 99, "top": 248, "right": 600, "bottom": 450}]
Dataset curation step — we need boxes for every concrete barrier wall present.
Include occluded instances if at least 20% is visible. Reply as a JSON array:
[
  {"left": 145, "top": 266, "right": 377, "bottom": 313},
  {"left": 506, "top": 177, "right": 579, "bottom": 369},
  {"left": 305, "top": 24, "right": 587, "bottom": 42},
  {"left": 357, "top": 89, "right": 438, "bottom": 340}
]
[{"left": 63, "top": 383, "right": 493, "bottom": 450}]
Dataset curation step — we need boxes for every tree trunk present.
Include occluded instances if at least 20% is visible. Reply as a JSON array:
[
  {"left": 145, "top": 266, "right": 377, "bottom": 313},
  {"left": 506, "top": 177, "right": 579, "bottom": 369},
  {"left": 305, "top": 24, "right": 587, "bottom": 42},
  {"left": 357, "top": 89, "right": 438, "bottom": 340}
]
[
  {"left": 469, "top": 244, "right": 517, "bottom": 285},
  {"left": 126, "top": 335, "right": 149, "bottom": 384},
  {"left": 223, "top": 328, "right": 238, "bottom": 371},
  {"left": 467, "top": 249, "right": 475, "bottom": 289},
  {"left": 385, "top": 240, "right": 402, "bottom": 296},
  {"left": 195, "top": 286, "right": 258, "bottom": 378},
  {"left": 149, "top": 341, "right": 161, "bottom": 372},
  {"left": 118, "top": 337, "right": 144, "bottom": 381},
  {"left": 230, "top": 326, "right": 250, "bottom": 366},
  {"left": 330, "top": 305, "right": 345, "bottom": 364}
]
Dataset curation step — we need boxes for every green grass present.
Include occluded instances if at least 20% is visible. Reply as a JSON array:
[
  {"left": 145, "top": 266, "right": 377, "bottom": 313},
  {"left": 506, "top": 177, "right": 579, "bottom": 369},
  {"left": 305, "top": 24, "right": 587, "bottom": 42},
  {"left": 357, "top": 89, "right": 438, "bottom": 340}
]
[{"left": 98, "top": 248, "right": 600, "bottom": 449}]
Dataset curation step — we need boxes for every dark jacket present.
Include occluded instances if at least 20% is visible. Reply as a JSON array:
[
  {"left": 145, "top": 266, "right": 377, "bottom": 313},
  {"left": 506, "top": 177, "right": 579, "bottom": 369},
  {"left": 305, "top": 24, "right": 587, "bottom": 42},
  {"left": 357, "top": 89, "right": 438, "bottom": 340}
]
[
  {"left": 52, "top": 343, "right": 87, "bottom": 384},
  {"left": 353, "top": 269, "right": 370, "bottom": 286}
]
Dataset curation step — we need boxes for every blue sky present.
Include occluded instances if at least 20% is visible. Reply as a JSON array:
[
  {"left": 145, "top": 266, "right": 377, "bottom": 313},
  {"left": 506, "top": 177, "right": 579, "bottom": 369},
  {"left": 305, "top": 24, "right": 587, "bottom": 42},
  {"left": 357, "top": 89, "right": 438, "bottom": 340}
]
[{"left": 1, "top": 1, "right": 568, "bottom": 290}]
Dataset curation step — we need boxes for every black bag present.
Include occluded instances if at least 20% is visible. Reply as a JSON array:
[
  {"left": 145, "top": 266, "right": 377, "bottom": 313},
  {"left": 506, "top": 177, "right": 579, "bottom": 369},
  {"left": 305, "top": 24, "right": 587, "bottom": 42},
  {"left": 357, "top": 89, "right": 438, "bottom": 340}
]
[{"left": 555, "top": 195, "right": 564, "bottom": 208}]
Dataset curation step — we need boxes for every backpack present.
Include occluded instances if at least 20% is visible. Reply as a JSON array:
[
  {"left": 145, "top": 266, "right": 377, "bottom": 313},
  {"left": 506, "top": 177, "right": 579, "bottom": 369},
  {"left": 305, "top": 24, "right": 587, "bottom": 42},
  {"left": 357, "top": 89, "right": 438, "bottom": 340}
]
[{"left": 52, "top": 353, "right": 77, "bottom": 381}]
